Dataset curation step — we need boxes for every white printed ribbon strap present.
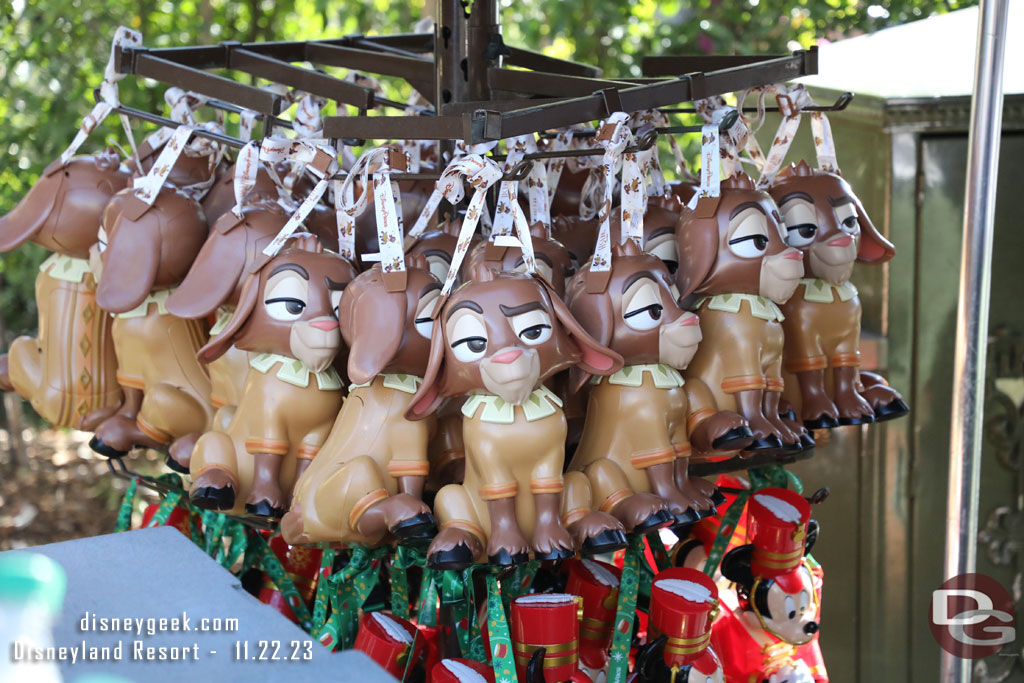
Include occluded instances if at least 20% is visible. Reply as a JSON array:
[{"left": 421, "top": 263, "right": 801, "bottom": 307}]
[
  {"left": 545, "top": 129, "right": 574, "bottom": 204},
  {"left": 810, "top": 110, "right": 839, "bottom": 174},
  {"left": 131, "top": 125, "right": 194, "bottom": 207},
  {"left": 260, "top": 139, "right": 337, "bottom": 257},
  {"left": 687, "top": 114, "right": 725, "bottom": 212},
  {"left": 591, "top": 112, "right": 638, "bottom": 275},
  {"left": 411, "top": 156, "right": 504, "bottom": 296},
  {"left": 695, "top": 98, "right": 757, "bottom": 180},
  {"left": 59, "top": 26, "right": 142, "bottom": 166},
  {"left": 756, "top": 84, "right": 816, "bottom": 190},
  {"left": 337, "top": 146, "right": 406, "bottom": 268},
  {"left": 232, "top": 141, "right": 260, "bottom": 217},
  {"left": 629, "top": 109, "right": 668, "bottom": 199}
]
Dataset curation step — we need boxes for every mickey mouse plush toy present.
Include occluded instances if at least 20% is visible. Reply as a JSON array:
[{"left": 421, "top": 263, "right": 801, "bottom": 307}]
[{"left": 713, "top": 488, "right": 827, "bottom": 683}]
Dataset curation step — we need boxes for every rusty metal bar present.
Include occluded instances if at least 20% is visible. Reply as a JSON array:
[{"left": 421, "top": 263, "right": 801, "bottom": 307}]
[
  {"left": 305, "top": 43, "right": 434, "bottom": 82},
  {"left": 487, "top": 67, "right": 635, "bottom": 98},
  {"left": 323, "top": 114, "right": 466, "bottom": 140}
]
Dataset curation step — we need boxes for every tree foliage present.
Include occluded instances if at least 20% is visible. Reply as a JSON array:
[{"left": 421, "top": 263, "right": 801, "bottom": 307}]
[{"left": 0, "top": 0, "right": 973, "bottom": 337}]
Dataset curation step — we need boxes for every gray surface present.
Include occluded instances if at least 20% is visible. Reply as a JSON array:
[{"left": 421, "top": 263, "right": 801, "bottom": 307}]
[{"left": 2, "top": 527, "right": 395, "bottom": 682}]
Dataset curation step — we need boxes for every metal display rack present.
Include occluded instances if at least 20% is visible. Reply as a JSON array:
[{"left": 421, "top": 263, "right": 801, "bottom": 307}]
[{"left": 109, "top": 0, "right": 820, "bottom": 145}]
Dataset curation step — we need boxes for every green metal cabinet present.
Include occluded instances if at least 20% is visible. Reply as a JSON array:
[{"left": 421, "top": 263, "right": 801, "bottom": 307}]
[{"left": 755, "top": 90, "right": 1024, "bottom": 682}]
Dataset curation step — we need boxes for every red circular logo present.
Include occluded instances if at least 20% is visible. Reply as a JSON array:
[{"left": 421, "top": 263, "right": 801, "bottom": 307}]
[{"left": 929, "top": 573, "right": 1016, "bottom": 659}]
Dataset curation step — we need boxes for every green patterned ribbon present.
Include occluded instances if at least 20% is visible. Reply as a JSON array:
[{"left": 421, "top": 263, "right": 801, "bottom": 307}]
[
  {"left": 389, "top": 546, "right": 426, "bottom": 620},
  {"left": 503, "top": 561, "right": 539, "bottom": 602},
  {"left": 441, "top": 569, "right": 474, "bottom": 655},
  {"left": 701, "top": 488, "right": 750, "bottom": 577},
  {"left": 143, "top": 490, "right": 182, "bottom": 528},
  {"left": 417, "top": 569, "right": 439, "bottom": 627},
  {"left": 218, "top": 520, "right": 249, "bottom": 570},
  {"left": 485, "top": 572, "right": 517, "bottom": 683},
  {"left": 608, "top": 534, "right": 645, "bottom": 683},
  {"left": 647, "top": 534, "right": 671, "bottom": 572},
  {"left": 202, "top": 510, "right": 227, "bottom": 556},
  {"left": 114, "top": 478, "right": 139, "bottom": 532},
  {"left": 318, "top": 545, "right": 387, "bottom": 651},
  {"left": 312, "top": 548, "right": 336, "bottom": 632},
  {"left": 255, "top": 532, "right": 313, "bottom": 631}
]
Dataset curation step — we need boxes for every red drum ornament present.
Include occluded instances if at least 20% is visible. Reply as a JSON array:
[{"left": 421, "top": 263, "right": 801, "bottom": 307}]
[
  {"left": 565, "top": 558, "right": 621, "bottom": 673},
  {"left": 511, "top": 593, "right": 584, "bottom": 683},
  {"left": 354, "top": 611, "right": 424, "bottom": 677},
  {"left": 430, "top": 657, "right": 496, "bottom": 683},
  {"left": 648, "top": 568, "right": 721, "bottom": 670}
]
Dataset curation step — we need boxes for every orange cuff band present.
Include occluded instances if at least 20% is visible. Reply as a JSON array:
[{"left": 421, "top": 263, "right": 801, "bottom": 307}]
[
  {"left": 245, "top": 438, "right": 289, "bottom": 456},
  {"left": 297, "top": 443, "right": 321, "bottom": 461},
  {"left": 785, "top": 355, "right": 829, "bottom": 373},
  {"left": 479, "top": 481, "right": 518, "bottom": 501},
  {"left": 136, "top": 417, "right": 171, "bottom": 446},
  {"left": 210, "top": 394, "right": 228, "bottom": 409},
  {"left": 721, "top": 375, "right": 767, "bottom": 393},
  {"left": 600, "top": 488, "right": 634, "bottom": 514},
  {"left": 562, "top": 509, "right": 589, "bottom": 527},
  {"left": 192, "top": 465, "right": 238, "bottom": 491},
  {"left": 765, "top": 377, "right": 785, "bottom": 393},
  {"left": 530, "top": 477, "right": 564, "bottom": 495},
  {"left": 441, "top": 519, "right": 485, "bottom": 542},
  {"left": 831, "top": 351, "right": 861, "bottom": 368},
  {"left": 349, "top": 488, "right": 389, "bottom": 532},
  {"left": 673, "top": 443, "right": 692, "bottom": 459},
  {"left": 687, "top": 407, "right": 715, "bottom": 434},
  {"left": 630, "top": 447, "right": 676, "bottom": 469},
  {"left": 388, "top": 460, "right": 430, "bottom": 477},
  {"left": 116, "top": 372, "right": 145, "bottom": 391}
]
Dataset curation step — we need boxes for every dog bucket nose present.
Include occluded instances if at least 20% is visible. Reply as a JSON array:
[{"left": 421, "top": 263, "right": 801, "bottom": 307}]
[
  {"left": 804, "top": 621, "right": 819, "bottom": 635},
  {"left": 310, "top": 319, "right": 338, "bottom": 331},
  {"left": 492, "top": 349, "right": 523, "bottom": 364},
  {"left": 784, "top": 250, "right": 804, "bottom": 261},
  {"left": 830, "top": 235, "right": 853, "bottom": 247},
  {"left": 681, "top": 314, "right": 699, "bottom": 326}
]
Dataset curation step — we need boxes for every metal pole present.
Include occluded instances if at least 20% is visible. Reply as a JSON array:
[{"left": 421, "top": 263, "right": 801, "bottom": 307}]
[{"left": 941, "top": 0, "right": 1009, "bottom": 680}]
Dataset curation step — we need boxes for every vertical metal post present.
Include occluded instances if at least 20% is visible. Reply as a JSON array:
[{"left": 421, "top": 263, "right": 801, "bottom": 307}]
[{"left": 941, "top": 0, "right": 1010, "bottom": 681}]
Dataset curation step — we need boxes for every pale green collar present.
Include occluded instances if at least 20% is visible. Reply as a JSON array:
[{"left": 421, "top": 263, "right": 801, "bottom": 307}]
[
  {"left": 348, "top": 373, "right": 422, "bottom": 394},
  {"left": 799, "top": 278, "right": 858, "bottom": 304},
  {"left": 210, "top": 307, "right": 235, "bottom": 336},
  {"left": 116, "top": 288, "right": 173, "bottom": 319},
  {"left": 462, "top": 385, "right": 563, "bottom": 424},
  {"left": 696, "top": 293, "right": 784, "bottom": 322},
  {"left": 594, "top": 363, "right": 684, "bottom": 389},
  {"left": 250, "top": 353, "right": 342, "bottom": 391},
  {"left": 40, "top": 253, "right": 92, "bottom": 284}
]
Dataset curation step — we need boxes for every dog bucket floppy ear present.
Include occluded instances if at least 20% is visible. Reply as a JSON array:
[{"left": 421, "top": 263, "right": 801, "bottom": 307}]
[{"left": 337, "top": 145, "right": 409, "bottom": 285}]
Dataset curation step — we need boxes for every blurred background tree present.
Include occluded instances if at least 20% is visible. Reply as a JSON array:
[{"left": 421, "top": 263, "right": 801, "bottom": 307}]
[{"left": 0, "top": 0, "right": 973, "bottom": 341}]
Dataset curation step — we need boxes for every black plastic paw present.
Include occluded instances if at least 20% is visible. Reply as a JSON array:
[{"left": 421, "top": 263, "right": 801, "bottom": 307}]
[
  {"left": 804, "top": 415, "right": 840, "bottom": 430},
  {"left": 428, "top": 543, "right": 476, "bottom": 570},
  {"left": 746, "top": 434, "right": 783, "bottom": 452},
  {"left": 89, "top": 436, "right": 129, "bottom": 459},
  {"left": 710, "top": 488, "right": 728, "bottom": 507},
  {"left": 164, "top": 454, "right": 189, "bottom": 474},
  {"left": 799, "top": 433, "right": 817, "bottom": 450},
  {"left": 633, "top": 509, "right": 674, "bottom": 534},
  {"left": 533, "top": 546, "right": 574, "bottom": 562},
  {"left": 711, "top": 425, "right": 755, "bottom": 451},
  {"left": 488, "top": 548, "right": 530, "bottom": 567},
  {"left": 190, "top": 485, "right": 235, "bottom": 511},
  {"left": 390, "top": 513, "right": 437, "bottom": 547},
  {"left": 245, "top": 500, "right": 286, "bottom": 519},
  {"left": 874, "top": 398, "right": 910, "bottom": 422},
  {"left": 581, "top": 529, "right": 628, "bottom": 555},
  {"left": 838, "top": 413, "right": 875, "bottom": 427}
]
